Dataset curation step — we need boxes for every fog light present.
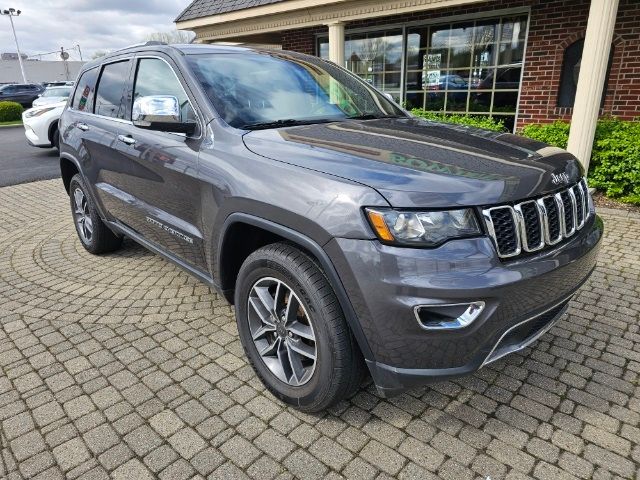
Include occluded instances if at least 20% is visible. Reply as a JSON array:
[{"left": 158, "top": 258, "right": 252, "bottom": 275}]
[{"left": 414, "top": 302, "right": 485, "bottom": 331}]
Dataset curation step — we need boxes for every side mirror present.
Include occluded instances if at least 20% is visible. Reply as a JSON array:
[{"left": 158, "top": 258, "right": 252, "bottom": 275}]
[
  {"left": 132, "top": 95, "right": 196, "bottom": 135},
  {"left": 383, "top": 92, "right": 394, "bottom": 102}
]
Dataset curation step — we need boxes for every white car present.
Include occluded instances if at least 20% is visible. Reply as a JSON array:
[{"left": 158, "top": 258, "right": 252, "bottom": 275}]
[
  {"left": 32, "top": 86, "right": 72, "bottom": 107},
  {"left": 22, "top": 101, "right": 66, "bottom": 150}
]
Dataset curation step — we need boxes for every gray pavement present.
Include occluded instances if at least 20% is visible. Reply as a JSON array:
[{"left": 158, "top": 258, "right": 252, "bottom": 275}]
[
  {"left": 0, "top": 126, "right": 60, "bottom": 187},
  {"left": 0, "top": 179, "right": 639, "bottom": 480}
]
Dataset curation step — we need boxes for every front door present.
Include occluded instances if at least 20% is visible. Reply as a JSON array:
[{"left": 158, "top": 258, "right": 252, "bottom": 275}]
[{"left": 107, "top": 55, "right": 206, "bottom": 270}]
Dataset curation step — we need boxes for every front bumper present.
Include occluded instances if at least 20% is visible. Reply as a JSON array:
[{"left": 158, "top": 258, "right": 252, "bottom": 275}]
[
  {"left": 326, "top": 214, "right": 603, "bottom": 396},
  {"left": 23, "top": 123, "right": 51, "bottom": 148}
]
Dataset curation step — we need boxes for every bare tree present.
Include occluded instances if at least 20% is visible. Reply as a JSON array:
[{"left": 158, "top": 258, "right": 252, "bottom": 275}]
[{"left": 145, "top": 30, "right": 195, "bottom": 44}]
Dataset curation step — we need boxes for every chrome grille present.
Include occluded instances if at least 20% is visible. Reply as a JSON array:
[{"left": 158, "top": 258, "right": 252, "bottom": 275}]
[{"left": 483, "top": 179, "right": 592, "bottom": 259}]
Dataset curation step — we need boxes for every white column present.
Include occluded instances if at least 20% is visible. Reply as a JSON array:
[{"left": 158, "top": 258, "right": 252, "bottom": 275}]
[
  {"left": 566, "top": 0, "right": 619, "bottom": 172},
  {"left": 327, "top": 21, "right": 345, "bottom": 67}
]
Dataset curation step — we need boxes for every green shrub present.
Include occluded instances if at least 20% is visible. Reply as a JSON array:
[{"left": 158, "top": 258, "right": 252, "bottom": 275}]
[
  {"left": 0, "top": 101, "right": 23, "bottom": 122},
  {"left": 410, "top": 108, "right": 506, "bottom": 132},
  {"left": 589, "top": 120, "right": 640, "bottom": 204},
  {"left": 520, "top": 121, "right": 570, "bottom": 149},
  {"left": 520, "top": 118, "right": 640, "bottom": 205}
]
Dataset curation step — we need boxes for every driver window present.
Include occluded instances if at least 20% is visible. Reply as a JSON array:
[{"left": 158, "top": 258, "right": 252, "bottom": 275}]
[{"left": 132, "top": 58, "right": 196, "bottom": 123}]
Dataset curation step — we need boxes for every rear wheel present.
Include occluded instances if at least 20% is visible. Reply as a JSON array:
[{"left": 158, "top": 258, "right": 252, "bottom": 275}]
[
  {"left": 235, "top": 243, "right": 366, "bottom": 412},
  {"left": 69, "top": 174, "right": 122, "bottom": 254}
]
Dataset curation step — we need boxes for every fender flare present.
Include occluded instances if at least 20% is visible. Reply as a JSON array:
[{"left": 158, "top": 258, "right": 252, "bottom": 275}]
[
  {"left": 59, "top": 153, "right": 110, "bottom": 222},
  {"left": 59, "top": 152, "right": 82, "bottom": 192},
  {"left": 219, "top": 212, "right": 374, "bottom": 361}
]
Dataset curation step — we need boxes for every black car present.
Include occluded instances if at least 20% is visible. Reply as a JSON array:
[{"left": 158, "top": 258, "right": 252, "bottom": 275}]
[
  {"left": 58, "top": 44, "right": 602, "bottom": 411},
  {"left": 0, "top": 83, "right": 45, "bottom": 107}
]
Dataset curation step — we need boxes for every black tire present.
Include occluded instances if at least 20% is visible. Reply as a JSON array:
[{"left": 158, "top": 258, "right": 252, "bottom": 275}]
[
  {"left": 69, "top": 174, "right": 122, "bottom": 254},
  {"left": 52, "top": 127, "right": 60, "bottom": 151},
  {"left": 234, "top": 242, "right": 366, "bottom": 412}
]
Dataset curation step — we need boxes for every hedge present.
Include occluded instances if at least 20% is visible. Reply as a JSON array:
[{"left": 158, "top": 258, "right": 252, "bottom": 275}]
[
  {"left": 0, "top": 101, "right": 23, "bottom": 122},
  {"left": 410, "top": 109, "right": 506, "bottom": 132},
  {"left": 521, "top": 119, "right": 640, "bottom": 205}
]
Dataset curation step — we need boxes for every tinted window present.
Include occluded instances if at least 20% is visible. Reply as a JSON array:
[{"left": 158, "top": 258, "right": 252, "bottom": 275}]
[
  {"left": 72, "top": 68, "right": 99, "bottom": 112},
  {"left": 132, "top": 58, "right": 195, "bottom": 122},
  {"left": 187, "top": 53, "right": 403, "bottom": 128},
  {"left": 95, "top": 60, "right": 131, "bottom": 119}
]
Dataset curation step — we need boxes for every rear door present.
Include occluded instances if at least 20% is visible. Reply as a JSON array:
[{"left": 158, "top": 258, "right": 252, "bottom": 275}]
[
  {"left": 61, "top": 67, "right": 101, "bottom": 184},
  {"left": 13, "top": 85, "right": 30, "bottom": 105},
  {"left": 85, "top": 58, "right": 145, "bottom": 226},
  {"left": 114, "top": 55, "right": 206, "bottom": 270}
]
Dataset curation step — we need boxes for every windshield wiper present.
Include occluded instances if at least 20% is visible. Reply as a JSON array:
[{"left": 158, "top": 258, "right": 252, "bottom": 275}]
[
  {"left": 345, "top": 114, "right": 403, "bottom": 120},
  {"left": 241, "top": 118, "right": 335, "bottom": 130}
]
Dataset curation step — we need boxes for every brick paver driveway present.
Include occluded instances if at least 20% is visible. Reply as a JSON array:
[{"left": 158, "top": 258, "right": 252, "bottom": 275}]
[{"left": 1, "top": 179, "right": 639, "bottom": 480}]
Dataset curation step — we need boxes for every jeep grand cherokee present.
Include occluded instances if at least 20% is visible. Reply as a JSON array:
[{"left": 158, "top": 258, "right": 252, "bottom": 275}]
[{"left": 58, "top": 43, "right": 602, "bottom": 411}]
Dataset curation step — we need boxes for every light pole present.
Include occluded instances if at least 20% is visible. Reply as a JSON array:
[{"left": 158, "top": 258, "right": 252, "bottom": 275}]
[{"left": 1, "top": 8, "right": 27, "bottom": 83}]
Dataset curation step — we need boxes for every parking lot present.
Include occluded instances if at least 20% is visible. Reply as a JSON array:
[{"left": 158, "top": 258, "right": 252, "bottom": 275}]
[
  {"left": 0, "top": 126, "right": 60, "bottom": 187},
  {"left": 0, "top": 165, "right": 639, "bottom": 477}
]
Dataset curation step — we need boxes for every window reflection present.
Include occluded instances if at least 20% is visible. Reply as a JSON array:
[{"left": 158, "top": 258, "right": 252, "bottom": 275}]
[
  {"left": 319, "top": 14, "right": 528, "bottom": 131},
  {"left": 319, "top": 29, "right": 403, "bottom": 102},
  {"left": 405, "top": 15, "right": 527, "bottom": 130}
]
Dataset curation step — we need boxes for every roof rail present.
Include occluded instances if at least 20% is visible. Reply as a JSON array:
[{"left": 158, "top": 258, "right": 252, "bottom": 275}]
[{"left": 109, "top": 41, "right": 168, "bottom": 55}]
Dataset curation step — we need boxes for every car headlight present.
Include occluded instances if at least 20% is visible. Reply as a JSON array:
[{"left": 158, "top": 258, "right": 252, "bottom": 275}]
[
  {"left": 24, "top": 106, "right": 57, "bottom": 118},
  {"left": 366, "top": 208, "right": 481, "bottom": 246}
]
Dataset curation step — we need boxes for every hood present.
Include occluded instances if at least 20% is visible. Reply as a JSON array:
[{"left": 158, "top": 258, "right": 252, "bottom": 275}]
[{"left": 242, "top": 117, "right": 583, "bottom": 208}]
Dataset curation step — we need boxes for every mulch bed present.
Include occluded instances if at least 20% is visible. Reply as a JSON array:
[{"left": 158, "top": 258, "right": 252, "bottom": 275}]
[{"left": 593, "top": 191, "right": 640, "bottom": 214}]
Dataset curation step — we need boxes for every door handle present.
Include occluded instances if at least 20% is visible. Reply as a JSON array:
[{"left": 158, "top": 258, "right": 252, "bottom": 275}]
[
  {"left": 117, "top": 134, "right": 136, "bottom": 146},
  {"left": 77, "top": 123, "right": 89, "bottom": 131}
]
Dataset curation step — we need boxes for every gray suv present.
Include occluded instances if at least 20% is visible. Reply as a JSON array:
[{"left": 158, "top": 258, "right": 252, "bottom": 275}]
[{"left": 58, "top": 43, "right": 603, "bottom": 411}]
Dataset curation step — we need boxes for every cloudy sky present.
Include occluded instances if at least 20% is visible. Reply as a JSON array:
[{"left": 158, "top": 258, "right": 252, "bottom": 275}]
[{"left": 0, "top": 0, "right": 193, "bottom": 61}]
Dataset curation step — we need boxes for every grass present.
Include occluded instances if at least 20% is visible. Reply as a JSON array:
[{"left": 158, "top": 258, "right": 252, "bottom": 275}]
[{"left": 0, "top": 119, "right": 23, "bottom": 127}]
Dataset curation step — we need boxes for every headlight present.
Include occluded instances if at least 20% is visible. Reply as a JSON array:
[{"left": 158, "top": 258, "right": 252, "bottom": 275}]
[
  {"left": 24, "top": 106, "right": 57, "bottom": 118},
  {"left": 366, "top": 208, "right": 481, "bottom": 246}
]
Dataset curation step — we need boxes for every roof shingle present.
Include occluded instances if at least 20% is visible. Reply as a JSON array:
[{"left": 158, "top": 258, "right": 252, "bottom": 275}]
[{"left": 175, "top": 0, "right": 287, "bottom": 22}]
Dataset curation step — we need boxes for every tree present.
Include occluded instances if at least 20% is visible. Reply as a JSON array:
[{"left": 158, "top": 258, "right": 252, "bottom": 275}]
[{"left": 145, "top": 30, "right": 195, "bottom": 44}]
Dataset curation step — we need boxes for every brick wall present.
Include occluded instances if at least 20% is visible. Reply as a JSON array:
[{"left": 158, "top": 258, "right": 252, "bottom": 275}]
[{"left": 281, "top": 0, "right": 640, "bottom": 129}]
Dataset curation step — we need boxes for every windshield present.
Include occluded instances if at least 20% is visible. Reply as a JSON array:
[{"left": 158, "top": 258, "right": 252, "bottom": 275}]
[
  {"left": 42, "top": 87, "right": 72, "bottom": 97},
  {"left": 186, "top": 52, "right": 405, "bottom": 129}
]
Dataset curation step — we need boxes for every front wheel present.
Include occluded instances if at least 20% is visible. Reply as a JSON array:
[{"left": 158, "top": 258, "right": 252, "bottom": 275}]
[{"left": 235, "top": 243, "right": 366, "bottom": 412}]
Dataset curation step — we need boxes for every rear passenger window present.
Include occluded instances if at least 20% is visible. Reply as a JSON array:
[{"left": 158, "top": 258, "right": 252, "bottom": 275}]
[
  {"left": 72, "top": 68, "right": 98, "bottom": 112},
  {"left": 94, "top": 60, "right": 131, "bottom": 119}
]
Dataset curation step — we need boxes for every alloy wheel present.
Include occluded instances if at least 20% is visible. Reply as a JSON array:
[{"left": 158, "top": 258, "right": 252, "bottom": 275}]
[
  {"left": 247, "top": 277, "right": 317, "bottom": 386},
  {"left": 73, "top": 187, "right": 93, "bottom": 243}
]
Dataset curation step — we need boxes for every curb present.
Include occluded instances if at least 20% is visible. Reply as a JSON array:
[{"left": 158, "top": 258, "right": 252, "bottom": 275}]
[{"left": 0, "top": 123, "right": 23, "bottom": 129}]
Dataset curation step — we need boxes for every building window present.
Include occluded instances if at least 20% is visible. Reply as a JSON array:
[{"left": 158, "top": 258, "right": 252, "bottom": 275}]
[
  {"left": 557, "top": 39, "right": 613, "bottom": 108},
  {"left": 406, "top": 15, "right": 527, "bottom": 131},
  {"left": 318, "top": 14, "right": 528, "bottom": 131},
  {"left": 318, "top": 29, "right": 403, "bottom": 102}
]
